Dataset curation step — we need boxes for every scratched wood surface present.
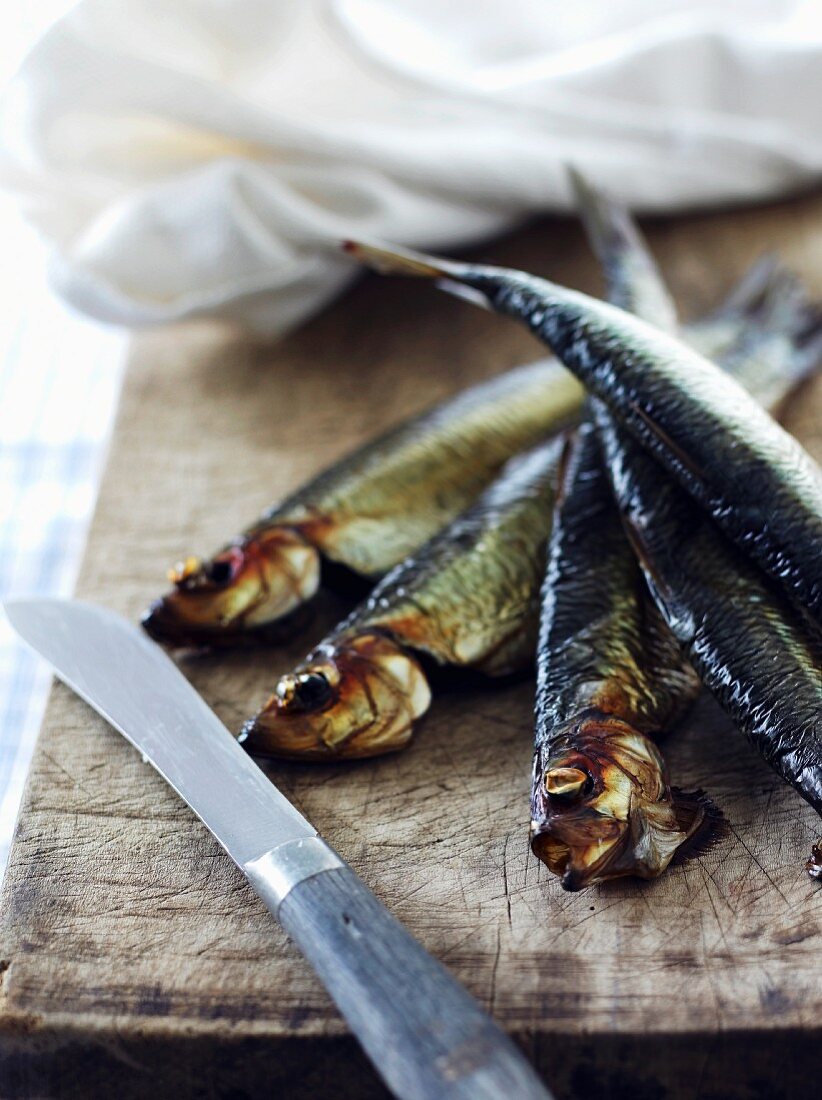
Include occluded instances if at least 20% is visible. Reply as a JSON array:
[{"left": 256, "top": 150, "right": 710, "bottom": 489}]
[{"left": 1, "top": 194, "right": 821, "bottom": 1100}]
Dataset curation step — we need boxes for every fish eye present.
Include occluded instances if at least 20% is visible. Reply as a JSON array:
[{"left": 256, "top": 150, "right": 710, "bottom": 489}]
[
  {"left": 206, "top": 556, "right": 237, "bottom": 586},
  {"left": 294, "top": 673, "right": 334, "bottom": 711},
  {"left": 544, "top": 766, "right": 592, "bottom": 800},
  {"left": 275, "top": 671, "right": 335, "bottom": 713}
]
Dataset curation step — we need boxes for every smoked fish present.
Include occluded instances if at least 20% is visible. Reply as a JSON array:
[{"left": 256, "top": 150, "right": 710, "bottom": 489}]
[
  {"left": 142, "top": 256, "right": 812, "bottom": 648},
  {"left": 344, "top": 240, "right": 822, "bottom": 623},
  {"left": 240, "top": 438, "right": 563, "bottom": 758}
]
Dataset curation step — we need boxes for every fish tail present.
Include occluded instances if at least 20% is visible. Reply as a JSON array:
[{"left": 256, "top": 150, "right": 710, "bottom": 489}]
[
  {"left": 342, "top": 239, "right": 501, "bottom": 312},
  {"left": 710, "top": 255, "right": 822, "bottom": 363},
  {"left": 567, "top": 165, "right": 640, "bottom": 264},
  {"left": 568, "top": 164, "right": 678, "bottom": 331},
  {"left": 720, "top": 257, "right": 822, "bottom": 406},
  {"left": 709, "top": 253, "right": 781, "bottom": 319},
  {"left": 342, "top": 239, "right": 457, "bottom": 279},
  {"left": 742, "top": 263, "right": 818, "bottom": 340}
]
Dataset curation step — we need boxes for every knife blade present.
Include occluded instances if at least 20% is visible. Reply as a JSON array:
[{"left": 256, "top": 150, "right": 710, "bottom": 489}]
[{"left": 5, "top": 598, "right": 552, "bottom": 1100}]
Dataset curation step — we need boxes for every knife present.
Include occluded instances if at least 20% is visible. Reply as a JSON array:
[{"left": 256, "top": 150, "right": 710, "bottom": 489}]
[{"left": 5, "top": 598, "right": 552, "bottom": 1100}]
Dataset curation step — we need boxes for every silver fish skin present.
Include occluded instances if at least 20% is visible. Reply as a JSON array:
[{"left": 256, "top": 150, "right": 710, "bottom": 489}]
[
  {"left": 575, "top": 171, "right": 822, "bottom": 854},
  {"left": 344, "top": 240, "right": 822, "bottom": 624},
  {"left": 530, "top": 175, "right": 702, "bottom": 891},
  {"left": 532, "top": 419, "right": 705, "bottom": 890},
  {"left": 241, "top": 438, "right": 563, "bottom": 760},
  {"left": 598, "top": 409, "right": 822, "bottom": 816},
  {"left": 144, "top": 244, "right": 819, "bottom": 652}
]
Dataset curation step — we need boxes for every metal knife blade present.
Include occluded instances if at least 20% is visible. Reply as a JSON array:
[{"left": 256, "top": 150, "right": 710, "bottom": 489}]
[
  {"left": 4, "top": 598, "right": 315, "bottom": 867},
  {"left": 5, "top": 597, "right": 554, "bottom": 1100}
]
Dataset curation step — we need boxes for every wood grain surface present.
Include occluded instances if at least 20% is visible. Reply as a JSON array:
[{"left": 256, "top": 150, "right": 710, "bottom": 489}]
[{"left": 1, "top": 193, "right": 821, "bottom": 1100}]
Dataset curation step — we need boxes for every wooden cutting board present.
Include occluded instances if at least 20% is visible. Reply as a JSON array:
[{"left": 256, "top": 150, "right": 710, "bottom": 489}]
[{"left": 1, "top": 194, "right": 821, "bottom": 1100}]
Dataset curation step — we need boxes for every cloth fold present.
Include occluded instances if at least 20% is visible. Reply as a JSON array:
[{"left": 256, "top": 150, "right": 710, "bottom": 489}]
[{"left": 2, "top": 0, "right": 820, "bottom": 337}]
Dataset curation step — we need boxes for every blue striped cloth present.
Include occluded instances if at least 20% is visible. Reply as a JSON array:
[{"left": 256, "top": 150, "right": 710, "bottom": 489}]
[{"left": 0, "top": 214, "right": 124, "bottom": 874}]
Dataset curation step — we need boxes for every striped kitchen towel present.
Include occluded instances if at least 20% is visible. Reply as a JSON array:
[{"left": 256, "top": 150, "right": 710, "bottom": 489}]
[{"left": 0, "top": 220, "right": 125, "bottom": 875}]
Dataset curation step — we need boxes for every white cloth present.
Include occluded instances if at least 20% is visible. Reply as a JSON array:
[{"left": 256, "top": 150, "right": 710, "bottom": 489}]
[{"left": 1, "top": 0, "right": 821, "bottom": 337}]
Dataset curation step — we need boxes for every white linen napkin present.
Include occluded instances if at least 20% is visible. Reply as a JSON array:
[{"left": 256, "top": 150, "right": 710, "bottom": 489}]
[{"left": 1, "top": 0, "right": 820, "bottom": 337}]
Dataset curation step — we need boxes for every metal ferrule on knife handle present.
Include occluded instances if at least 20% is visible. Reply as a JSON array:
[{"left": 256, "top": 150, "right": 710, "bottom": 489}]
[
  {"left": 245, "top": 835, "right": 553, "bottom": 1098},
  {"left": 269, "top": 860, "right": 552, "bottom": 1100},
  {"left": 243, "top": 836, "right": 344, "bottom": 912}
]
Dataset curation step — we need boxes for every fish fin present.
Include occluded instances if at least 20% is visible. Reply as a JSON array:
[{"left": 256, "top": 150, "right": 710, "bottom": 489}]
[
  {"left": 629, "top": 403, "right": 708, "bottom": 487},
  {"left": 342, "top": 239, "right": 465, "bottom": 281},
  {"left": 706, "top": 253, "right": 781, "bottom": 319},
  {"left": 612, "top": 502, "right": 681, "bottom": 617},
  {"left": 740, "top": 264, "right": 811, "bottom": 336},
  {"left": 567, "top": 166, "right": 640, "bottom": 264},
  {"left": 342, "top": 239, "right": 494, "bottom": 311},
  {"left": 780, "top": 308, "right": 822, "bottom": 396},
  {"left": 567, "top": 166, "right": 678, "bottom": 331},
  {"left": 705, "top": 257, "right": 822, "bottom": 360},
  {"left": 669, "top": 788, "right": 728, "bottom": 866},
  {"left": 708, "top": 257, "right": 822, "bottom": 369},
  {"left": 553, "top": 426, "right": 585, "bottom": 508}
]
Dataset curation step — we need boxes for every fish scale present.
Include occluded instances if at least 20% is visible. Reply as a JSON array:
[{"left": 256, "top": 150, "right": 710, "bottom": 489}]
[
  {"left": 254, "top": 359, "right": 581, "bottom": 577},
  {"left": 342, "top": 438, "right": 563, "bottom": 674},
  {"left": 240, "top": 438, "right": 563, "bottom": 761},
  {"left": 531, "top": 421, "right": 704, "bottom": 890},
  {"left": 346, "top": 241, "right": 822, "bottom": 623},
  {"left": 242, "top": 221, "right": 822, "bottom": 764},
  {"left": 531, "top": 173, "right": 706, "bottom": 889},
  {"left": 598, "top": 411, "right": 822, "bottom": 816},
  {"left": 143, "top": 254, "right": 818, "bottom": 649}
]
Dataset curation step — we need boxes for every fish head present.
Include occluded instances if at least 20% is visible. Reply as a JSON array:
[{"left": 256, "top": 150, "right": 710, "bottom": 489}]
[
  {"left": 141, "top": 528, "right": 320, "bottom": 647},
  {"left": 530, "top": 714, "right": 696, "bottom": 890},
  {"left": 239, "top": 631, "right": 432, "bottom": 759}
]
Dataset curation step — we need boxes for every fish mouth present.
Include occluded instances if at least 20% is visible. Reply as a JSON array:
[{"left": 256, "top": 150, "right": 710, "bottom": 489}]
[
  {"left": 240, "top": 631, "right": 432, "bottom": 760},
  {"left": 141, "top": 597, "right": 313, "bottom": 649},
  {"left": 141, "top": 528, "right": 321, "bottom": 649},
  {"left": 530, "top": 815, "right": 632, "bottom": 891}
]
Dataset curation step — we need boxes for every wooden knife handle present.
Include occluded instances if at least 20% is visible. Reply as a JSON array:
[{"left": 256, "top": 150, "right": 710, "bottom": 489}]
[{"left": 274, "top": 862, "right": 552, "bottom": 1100}]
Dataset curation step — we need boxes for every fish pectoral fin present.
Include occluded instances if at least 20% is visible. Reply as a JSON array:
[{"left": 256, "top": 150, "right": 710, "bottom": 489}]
[
  {"left": 617, "top": 519, "right": 691, "bottom": 639},
  {"left": 668, "top": 788, "right": 728, "bottom": 866}
]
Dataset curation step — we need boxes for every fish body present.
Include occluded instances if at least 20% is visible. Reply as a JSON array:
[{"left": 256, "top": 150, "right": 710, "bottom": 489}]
[
  {"left": 240, "top": 210, "right": 822, "bottom": 762},
  {"left": 598, "top": 411, "right": 822, "bottom": 815},
  {"left": 345, "top": 241, "right": 822, "bottom": 623},
  {"left": 143, "top": 357, "right": 581, "bottom": 647},
  {"left": 241, "top": 438, "right": 563, "bottom": 759},
  {"left": 532, "top": 422, "right": 704, "bottom": 889},
  {"left": 576, "top": 174, "right": 822, "bottom": 855},
  {"left": 530, "top": 174, "right": 822, "bottom": 887},
  {"left": 253, "top": 360, "right": 581, "bottom": 581},
  {"left": 241, "top": 249, "right": 821, "bottom": 766},
  {"left": 532, "top": 176, "right": 705, "bottom": 889},
  {"left": 143, "top": 244, "right": 819, "bottom": 650}
]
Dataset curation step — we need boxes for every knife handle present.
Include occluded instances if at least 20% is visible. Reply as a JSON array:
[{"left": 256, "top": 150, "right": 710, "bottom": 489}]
[{"left": 268, "top": 859, "right": 552, "bottom": 1100}]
